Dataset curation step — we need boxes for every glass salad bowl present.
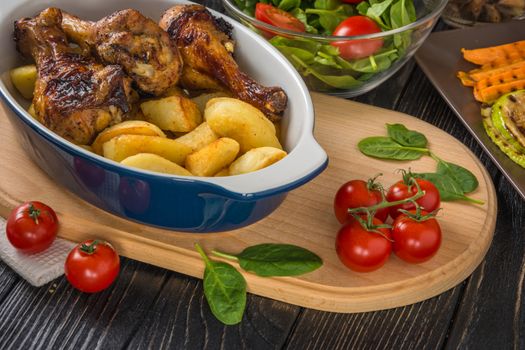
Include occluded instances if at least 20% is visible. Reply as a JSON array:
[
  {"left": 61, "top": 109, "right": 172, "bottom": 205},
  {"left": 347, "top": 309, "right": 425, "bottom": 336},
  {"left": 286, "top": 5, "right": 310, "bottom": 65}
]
[{"left": 223, "top": 0, "right": 448, "bottom": 97}]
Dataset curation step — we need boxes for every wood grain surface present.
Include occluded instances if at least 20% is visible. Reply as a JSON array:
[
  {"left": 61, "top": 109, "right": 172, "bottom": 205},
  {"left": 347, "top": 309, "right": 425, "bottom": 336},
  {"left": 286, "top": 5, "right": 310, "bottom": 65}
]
[
  {"left": 0, "top": 3, "right": 523, "bottom": 348},
  {"left": 0, "top": 91, "right": 497, "bottom": 313}
]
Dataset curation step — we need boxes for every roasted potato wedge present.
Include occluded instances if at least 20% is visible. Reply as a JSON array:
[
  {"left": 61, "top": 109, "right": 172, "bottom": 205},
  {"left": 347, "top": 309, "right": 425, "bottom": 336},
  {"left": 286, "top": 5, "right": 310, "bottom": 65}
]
[
  {"left": 175, "top": 122, "right": 218, "bottom": 152},
  {"left": 121, "top": 153, "right": 192, "bottom": 176},
  {"left": 192, "top": 91, "right": 231, "bottom": 114},
  {"left": 205, "top": 97, "right": 282, "bottom": 153},
  {"left": 214, "top": 168, "right": 230, "bottom": 177},
  {"left": 103, "top": 135, "right": 192, "bottom": 165},
  {"left": 229, "top": 147, "right": 287, "bottom": 175},
  {"left": 92, "top": 120, "right": 166, "bottom": 155},
  {"left": 10, "top": 65, "right": 37, "bottom": 100},
  {"left": 140, "top": 95, "right": 202, "bottom": 132},
  {"left": 186, "top": 137, "right": 240, "bottom": 177}
]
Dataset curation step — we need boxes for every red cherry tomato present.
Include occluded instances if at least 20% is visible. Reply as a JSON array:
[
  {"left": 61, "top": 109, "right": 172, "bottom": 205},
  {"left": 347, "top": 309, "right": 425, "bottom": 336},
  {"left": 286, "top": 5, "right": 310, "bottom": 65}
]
[
  {"left": 386, "top": 178, "right": 440, "bottom": 219},
  {"left": 255, "top": 3, "right": 306, "bottom": 32},
  {"left": 336, "top": 216, "right": 392, "bottom": 272},
  {"left": 64, "top": 240, "right": 120, "bottom": 293},
  {"left": 333, "top": 179, "right": 388, "bottom": 223},
  {"left": 331, "top": 16, "right": 383, "bottom": 60},
  {"left": 392, "top": 211, "right": 442, "bottom": 263},
  {"left": 6, "top": 201, "right": 58, "bottom": 254}
]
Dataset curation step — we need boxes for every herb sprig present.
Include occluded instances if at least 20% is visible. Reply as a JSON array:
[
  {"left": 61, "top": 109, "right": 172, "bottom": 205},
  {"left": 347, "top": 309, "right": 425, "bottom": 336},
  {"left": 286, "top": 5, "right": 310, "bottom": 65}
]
[
  {"left": 357, "top": 123, "right": 484, "bottom": 204},
  {"left": 195, "top": 243, "right": 322, "bottom": 325}
]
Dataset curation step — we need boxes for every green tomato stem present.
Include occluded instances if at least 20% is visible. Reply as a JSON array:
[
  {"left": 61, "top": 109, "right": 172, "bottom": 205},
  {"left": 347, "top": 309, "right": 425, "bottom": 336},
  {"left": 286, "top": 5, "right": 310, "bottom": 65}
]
[
  {"left": 28, "top": 203, "right": 40, "bottom": 225},
  {"left": 80, "top": 240, "right": 99, "bottom": 255},
  {"left": 211, "top": 250, "right": 239, "bottom": 262},
  {"left": 348, "top": 180, "right": 426, "bottom": 215}
]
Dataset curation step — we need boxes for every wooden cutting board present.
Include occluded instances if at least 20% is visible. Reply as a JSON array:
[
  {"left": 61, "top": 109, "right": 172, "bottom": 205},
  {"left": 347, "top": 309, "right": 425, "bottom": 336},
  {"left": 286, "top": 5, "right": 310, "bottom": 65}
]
[{"left": 0, "top": 93, "right": 497, "bottom": 313}]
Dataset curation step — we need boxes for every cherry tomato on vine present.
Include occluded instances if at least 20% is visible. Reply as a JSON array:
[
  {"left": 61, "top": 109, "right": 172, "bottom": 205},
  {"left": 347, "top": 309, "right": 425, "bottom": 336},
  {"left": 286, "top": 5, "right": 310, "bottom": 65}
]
[
  {"left": 6, "top": 201, "right": 58, "bottom": 254},
  {"left": 65, "top": 240, "right": 120, "bottom": 293},
  {"left": 333, "top": 179, "right": 388, "bottom": 223},
  {"left": 386, "top": 178, "right": 440, "bottom": 219},
  {"left": 255, "top": 3, "right": 305, "bottom": 32},
  {"left": 392, "top": 210, "right": 442, "bottom": 263},
  {"left": 335, "top": 216, "right": 392, "bottom": 272},
  {"left": 331, "top": 16, "right": 383, "bottom": 60}
]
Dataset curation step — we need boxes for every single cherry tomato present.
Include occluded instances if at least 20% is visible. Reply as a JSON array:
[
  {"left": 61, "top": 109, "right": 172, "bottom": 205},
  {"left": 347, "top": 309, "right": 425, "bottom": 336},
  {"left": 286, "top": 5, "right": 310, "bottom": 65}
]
[
  {"left": 331, "top": 16, "right": 383, "bottom": 60},
  {"left": 6, "top": 201, "right": 58, "bottom": 254},
  {"left": 386, "top": 178, "right": 440, "bottom": 219},
  {"left": 392, "top": 210, "right": 442, "bottom": 263},
  {"left": 336, "top": 216, "right": 392, "bottom": 272},
  {"left": 65, "top": 240, "right": 120, "bottom": 293},
  {"left": 255, "top": 3, "right": 306, "bottom": 32},
  {"left": 333, "top": 179, "right": 388, "bottom": 223}
]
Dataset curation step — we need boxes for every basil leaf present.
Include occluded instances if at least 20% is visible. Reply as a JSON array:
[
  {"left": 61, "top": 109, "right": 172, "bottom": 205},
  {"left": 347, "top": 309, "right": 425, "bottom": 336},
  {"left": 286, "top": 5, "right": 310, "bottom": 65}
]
[
  {"left": 358, "top": 136, "right": 428, "bottom": 160},
  {"left": 386, "top": 123, "right": 428, "bottom": 148},
  {"left": 414, "top": 172, "right": 467, "bottom": 201},
  {"left": 196, "top": 244, "right": 246, "bottom": 325},
  {"left": 229, "top": 244, "right": 323, "bottom": 277},
  {"left": 436, "top": 159, "right": 479, "bottom": 193}
]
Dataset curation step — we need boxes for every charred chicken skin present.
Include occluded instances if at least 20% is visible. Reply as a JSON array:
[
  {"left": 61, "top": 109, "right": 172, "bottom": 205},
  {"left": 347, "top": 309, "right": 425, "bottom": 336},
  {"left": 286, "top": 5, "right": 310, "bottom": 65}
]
[
  {"left": 159, "top": 4, "right": 287, "bottom": 121},
  {"left": 62, "top": 9, "right": 183, "bottom": 96},
  {"left": 14, "top": 8, "right": 133, "bottom": 145}
]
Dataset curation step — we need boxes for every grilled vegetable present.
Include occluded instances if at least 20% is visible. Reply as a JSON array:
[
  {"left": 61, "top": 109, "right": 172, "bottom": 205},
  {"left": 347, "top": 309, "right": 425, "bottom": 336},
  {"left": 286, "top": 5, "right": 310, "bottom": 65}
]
[{"left": 482, "top": 90, "right": 525, "bottom": 168}]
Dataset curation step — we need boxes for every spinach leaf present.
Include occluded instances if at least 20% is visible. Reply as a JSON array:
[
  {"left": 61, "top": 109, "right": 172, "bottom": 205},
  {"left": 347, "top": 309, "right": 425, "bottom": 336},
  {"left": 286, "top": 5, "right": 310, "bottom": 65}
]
[
  {"left": 314, "top": 0, "right": 341, "bottom": 10},
  {"left": 291, "top": 54, "right": 362, "bottom": 88},
  {"left": 306, "top": 5, "right": 353, "bottom": 33},
  {"left": 291, "top": 8, "right": 319, "bottom": 33},
  {"left": 413, "top": 173, "right": 470, "bottom": 201},
  {"left": 386, "top": 123, "right": 428, "bottom": 147},
  {"left": 195, "top": 244, "right": 246, "bottom": 325},
  {"left": 350, "top": 50, "right": 396, "bottom": 73},
  {"left": 278, "top": 0, "right": 301, "bottom": 11},
  {"left": 364, "top": 0, "right": 395, "bottom": 28},
  {"left": 358, "top": 136, "right": 429, "bottom": 160},
  {"left": 436, "top": 159, "right": 479, "bottom": 193},
  {"left": 214, "top": 244, "right": 323, "bottom": 277}
]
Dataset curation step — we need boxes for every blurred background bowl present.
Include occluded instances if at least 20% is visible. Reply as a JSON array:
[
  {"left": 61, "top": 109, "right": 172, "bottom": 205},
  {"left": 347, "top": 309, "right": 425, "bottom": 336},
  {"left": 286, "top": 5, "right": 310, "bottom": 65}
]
[{"left": 223, "top": 0, "right": 448, "bottom": 97}]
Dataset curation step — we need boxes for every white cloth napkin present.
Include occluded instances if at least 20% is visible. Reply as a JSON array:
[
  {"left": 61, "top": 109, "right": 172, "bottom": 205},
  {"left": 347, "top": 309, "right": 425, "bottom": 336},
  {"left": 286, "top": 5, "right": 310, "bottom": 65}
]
[{"left": 0, "top": 217, "right": 76, "bottom": 287}]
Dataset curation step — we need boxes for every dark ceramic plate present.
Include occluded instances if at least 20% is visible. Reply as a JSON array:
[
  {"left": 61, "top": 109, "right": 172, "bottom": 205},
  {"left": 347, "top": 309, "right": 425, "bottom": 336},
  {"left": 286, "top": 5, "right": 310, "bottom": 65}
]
[{"left": 415, "top": 21, "right": 525, "bottom": 200}]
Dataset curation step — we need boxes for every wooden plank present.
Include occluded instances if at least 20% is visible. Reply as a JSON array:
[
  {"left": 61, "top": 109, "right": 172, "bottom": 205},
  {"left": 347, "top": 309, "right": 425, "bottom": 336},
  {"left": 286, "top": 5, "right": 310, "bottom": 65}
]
[
  {"left": 444, "top": 180, "right": 525, "bottom": 350},
  {"left": 0, "top": 258, "right": 299, "bottom": 348},
  {"left": 0, "top": 91, "right": 497, "bottom": 313}
]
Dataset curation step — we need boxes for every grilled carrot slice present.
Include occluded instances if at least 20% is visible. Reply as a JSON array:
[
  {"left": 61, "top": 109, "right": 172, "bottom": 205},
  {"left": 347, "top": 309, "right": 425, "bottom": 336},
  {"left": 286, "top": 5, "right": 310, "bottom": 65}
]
[
  {"left": 473, "top": 79, "right": 525, "bottom": 103},
  {"left": 474, "top": 66, "right": 525, "bottom": 91},
  {"left": 458, "top": 60, "right": 525, "bottom": 87},
  {"left": 462, "top": 40, "right": 525, "bottom": 65}
]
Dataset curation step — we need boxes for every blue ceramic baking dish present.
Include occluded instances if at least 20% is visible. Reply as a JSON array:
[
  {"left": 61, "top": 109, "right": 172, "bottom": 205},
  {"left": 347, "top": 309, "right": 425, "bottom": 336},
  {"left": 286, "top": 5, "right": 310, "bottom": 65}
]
[{"left": 0, "top": 0, "right": 328, "bottom": 232}]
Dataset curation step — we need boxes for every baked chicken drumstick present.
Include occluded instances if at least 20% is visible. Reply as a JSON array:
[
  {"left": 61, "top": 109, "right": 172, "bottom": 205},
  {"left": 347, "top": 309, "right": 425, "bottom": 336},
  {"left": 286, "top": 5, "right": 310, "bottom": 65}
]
[
  {"left": 62, "top": 9, "right": 182, "bottom": 96},
  {"left": 159, "top": 4, "right": 287, "bottom": 121},
  {"left": 14, "top": 7, "right": 134, "bottom": 145}
]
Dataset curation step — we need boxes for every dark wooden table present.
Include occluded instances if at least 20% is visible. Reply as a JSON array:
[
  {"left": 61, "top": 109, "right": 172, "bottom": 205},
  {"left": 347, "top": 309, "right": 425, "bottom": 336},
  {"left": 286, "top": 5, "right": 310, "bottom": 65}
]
[{"left": 1, "top": 2, "right": 524, "bottom": 349}]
